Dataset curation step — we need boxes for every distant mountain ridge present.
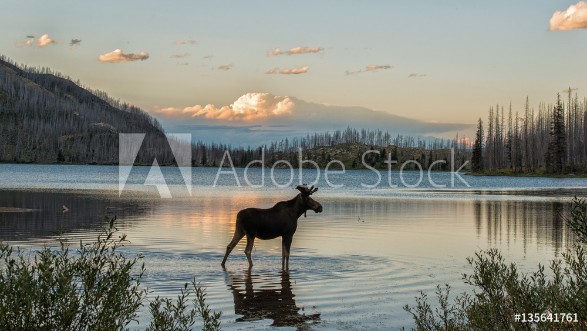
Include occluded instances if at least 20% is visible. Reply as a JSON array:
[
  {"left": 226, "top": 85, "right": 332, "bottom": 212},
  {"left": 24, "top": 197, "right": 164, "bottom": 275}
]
[{"left": 0, "top": 56, "right": 173, "bottom": 164}]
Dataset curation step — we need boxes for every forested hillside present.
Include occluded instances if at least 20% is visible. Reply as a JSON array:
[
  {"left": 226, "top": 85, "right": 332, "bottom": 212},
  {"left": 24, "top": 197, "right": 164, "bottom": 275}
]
[
  {"left": 0, "top": 56, "right": 471, "bottom": 169},
  {"left": 0, "top": 56, "right": 174, "bottom": 164}
]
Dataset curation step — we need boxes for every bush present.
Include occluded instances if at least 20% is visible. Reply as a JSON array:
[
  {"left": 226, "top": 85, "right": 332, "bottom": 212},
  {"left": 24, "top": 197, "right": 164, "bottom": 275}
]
[
  {"left": 0, "top": 217, "right": 221, "bottom": 331},
  {"left": 403, "top": 197, "right": 587, "bottom": 331}
]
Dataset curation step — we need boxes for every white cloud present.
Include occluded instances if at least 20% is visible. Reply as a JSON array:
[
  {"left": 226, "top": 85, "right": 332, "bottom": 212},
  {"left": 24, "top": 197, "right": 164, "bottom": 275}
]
[
  {"left": 155, "top": 93, "right": 295, "bottom": 121},
  {"left": 550, "top": 1, "right": 587, "bottom": 31},
  {"left": 266, "top": 66, "right": 309, "bottom": 75},
  {"left": 98, "top": 49, "right": 150, "bottom": 63},
  {"left": 267, "top": 46, "right": 323, "bottom": 56}
]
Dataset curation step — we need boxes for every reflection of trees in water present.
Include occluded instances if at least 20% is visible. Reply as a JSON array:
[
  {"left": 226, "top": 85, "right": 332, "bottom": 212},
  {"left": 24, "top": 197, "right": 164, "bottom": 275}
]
[
  {"left": 224, "top": 270, "right": 320, "bottom": 330},
  {"left": 0, "top": 190, "right": 156, "bottom": 241},
  {"left": 474, "top": 199, "right": 574, "bottom": 254}
]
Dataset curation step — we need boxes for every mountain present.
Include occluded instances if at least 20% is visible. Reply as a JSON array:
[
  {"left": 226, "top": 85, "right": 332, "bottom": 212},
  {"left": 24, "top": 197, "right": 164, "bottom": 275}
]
[
  {"left": 155, "top": 93, "right": 475, "bottom": 146},
  {"left": 0, "top": 56, "right": 172, "bottom": 164}
]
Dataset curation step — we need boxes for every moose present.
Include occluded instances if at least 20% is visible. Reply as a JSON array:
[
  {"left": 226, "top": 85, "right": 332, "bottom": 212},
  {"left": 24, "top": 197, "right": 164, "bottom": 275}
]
[{"left": 221, "top": 185, "right": 323, "bottom": 270}]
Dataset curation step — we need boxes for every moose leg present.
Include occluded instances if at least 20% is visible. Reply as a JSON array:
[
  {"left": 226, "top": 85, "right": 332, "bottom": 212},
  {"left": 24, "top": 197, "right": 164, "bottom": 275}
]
[
  {"left": 282, "top": 235, "right": 293, "bottom": 270},
  {"left": 221, "top": 228, "right": 245, "bottom": 267},
  {"left": 244, "top": 234, "right": 255, "bottom": 268}
]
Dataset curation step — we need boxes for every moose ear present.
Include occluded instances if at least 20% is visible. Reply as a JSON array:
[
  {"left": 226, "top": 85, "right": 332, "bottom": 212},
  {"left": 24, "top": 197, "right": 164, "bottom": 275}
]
[
  {"left": 310, "top": 187, "right": 318, "bottom": 194},
  {"left": 296, "top": 185, "right": 307, "bottom": 193}
]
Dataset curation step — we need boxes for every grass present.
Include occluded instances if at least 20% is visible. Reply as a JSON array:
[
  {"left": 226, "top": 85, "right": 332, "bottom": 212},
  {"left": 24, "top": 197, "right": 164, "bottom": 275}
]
[{"left": 0, "top": 217, "right": 221, "bottom": 331}]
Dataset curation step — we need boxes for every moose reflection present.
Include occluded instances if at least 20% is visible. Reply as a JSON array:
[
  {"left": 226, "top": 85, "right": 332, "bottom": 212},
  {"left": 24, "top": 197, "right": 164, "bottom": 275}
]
[
  {"left": 222, "top": 185, "right": 323, "bottom": 269},
  {"left": 224, "top": 270, "right": 320, "bottom": 329}
]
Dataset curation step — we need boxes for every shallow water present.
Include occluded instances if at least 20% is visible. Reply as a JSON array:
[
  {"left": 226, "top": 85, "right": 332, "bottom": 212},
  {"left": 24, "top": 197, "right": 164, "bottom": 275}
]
[{"left": 0, "top": 164, "right": 583, "bottom": 330}]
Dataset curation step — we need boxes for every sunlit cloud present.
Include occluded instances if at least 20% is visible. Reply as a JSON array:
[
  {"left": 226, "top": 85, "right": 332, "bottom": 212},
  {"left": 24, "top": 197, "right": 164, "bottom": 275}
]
[
  {"left": 266, "top": 46, "right": 323, "bottom": 56},
  {"left": 217, "top": 64, "right": 233, "bottom": 71},
  {"left": 266, "top": 66, "right": 309, "bottom": 75},
  {"left": 98, "top": 49, "right": 150, "bottom": 63},
  {"left": 37, "top": 34, "right": 56, "bottom": 48},
  {"left": 170, "top": 52, "right": 190, "bottom": 58},
  {"left": 155, "top": 93, "right": 295, "bottom": 121},
  {"left": 550, "top": 1, "right": 587, "bottom": 31},
  {"left": 174, "top": 39, "right": 196, "bottom": 46},
  {"left": 408, "top": 73, "right": 427, "bottom": 78},
  {"left": 346, "top": 64, "right": 393, "bottom": 75},
  {"left": 17, "top": 34, "right": 56, "bottom": 48}
]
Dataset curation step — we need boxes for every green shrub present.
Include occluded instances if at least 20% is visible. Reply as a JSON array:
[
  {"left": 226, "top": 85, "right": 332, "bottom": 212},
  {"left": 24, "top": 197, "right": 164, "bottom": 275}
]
[
  {"left": 0, "top": 217, "right": 221, "bottom": 331},
  {"left": 404, "top": 197, "right": 587, "bottom": 331},
  {"left": 146, "top": 280, "right": 221, "bottom": 331}
]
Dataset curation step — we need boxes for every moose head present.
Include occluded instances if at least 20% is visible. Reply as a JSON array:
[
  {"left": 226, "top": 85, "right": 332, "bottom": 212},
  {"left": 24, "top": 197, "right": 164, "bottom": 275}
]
[{"left": 296, "top": 184, "right": 323, "bottom": 216}]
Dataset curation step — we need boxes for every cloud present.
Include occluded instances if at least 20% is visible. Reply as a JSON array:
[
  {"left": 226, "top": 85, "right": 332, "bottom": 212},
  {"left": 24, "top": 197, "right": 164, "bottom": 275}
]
[
  {"left": 18, "top": 34, "right": 56, "bottom": 48},
  {"left": 69, "top": 39, "right": 82, "bottom": 47},
  {"left": 217, "top": 64, "right": 233, "bottom": 71},
  {"left": 267, "top": 48, "right": 283, "bottom": 56},
  {"left": 37, "top": 34, "right": 56, "bottom": 48},
  {"left": 153, "top": 93, "right": 474, "bottom": 145},
  {"left": 174, "top": 39, "right": 196, "bottom": 46},
  {"left": 170, "top": 52, "right": 190, "bottom": 58},
  {"left": 550, "top": 1, "right": 587, "bottom": 31},
  {"left": 98, "top": 49, "right": 150, "bottom": 63},
  {"left": 366, "top": 64, "right": 392, "bottom": 71},
  {"left": 346, "top": 64, "right": 393, "bottom": 75},
  {"left": 266, "top": 46, "right": 323, "bottom": 56},
  {"left": 408, "top": 73, "right": 427, "bottom": 78},
  {"left": 266, "top": 66, "right": 309, "bottom": 75},
  {"left": 155, "top": 93, "right": 295, "bottom": 121}
]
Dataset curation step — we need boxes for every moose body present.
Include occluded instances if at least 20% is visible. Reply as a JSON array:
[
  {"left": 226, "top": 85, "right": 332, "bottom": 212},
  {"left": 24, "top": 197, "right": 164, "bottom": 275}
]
[{"left": 221, "top": 185, "right": 322, "bottom": 270}]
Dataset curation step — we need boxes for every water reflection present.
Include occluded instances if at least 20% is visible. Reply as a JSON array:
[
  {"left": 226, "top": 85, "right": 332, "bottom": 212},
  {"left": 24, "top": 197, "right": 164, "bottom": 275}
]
[
  {"left": 223, "top": 269, "right": 320, "bottom": 329},
  {"left": 0, "top": 190, "right": 156, "bottom": 242},
  {"left": 474, "top": 199, "right": 574, "bottom": 254}
]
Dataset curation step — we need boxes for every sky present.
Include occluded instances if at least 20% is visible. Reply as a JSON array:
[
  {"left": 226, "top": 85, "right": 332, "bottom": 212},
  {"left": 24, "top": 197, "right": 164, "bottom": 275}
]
[{"left": 1, "top": 1, "right": 586, "bottom": 144}]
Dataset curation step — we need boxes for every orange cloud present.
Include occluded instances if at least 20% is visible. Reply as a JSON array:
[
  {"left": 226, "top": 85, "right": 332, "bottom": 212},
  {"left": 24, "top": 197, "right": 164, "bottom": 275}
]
[
  {"left": 218, "top": 64, "right": 233, "bottom": 71},
  {"left": 99, "top": 49, "right": 149, "bottom": 63},
  {"left": 155, "top": 93, "right": 295, "bottom": 121},
  {"left": 266, "top": 66, "right": 309, "bottom": 75},
  {"left": 17, "top": 34, "right": 56, "bottom": 48},
  {"left": 550, "top": 1, "right": 587, "bottom": 31},
  {"left": 267, "top": 46, "right": 323, "bottom": 56},
  {"left": 37, "top": 34, "right": 56, "bottom": 48}
]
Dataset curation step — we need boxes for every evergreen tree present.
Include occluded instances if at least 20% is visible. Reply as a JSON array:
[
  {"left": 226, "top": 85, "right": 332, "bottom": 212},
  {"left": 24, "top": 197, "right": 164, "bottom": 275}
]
[
  {"left": 546, "top": 95, "right": 567, "bottom": 173},
  {"left": 472, "top": 118, "right": 484, "bottom": 172}
]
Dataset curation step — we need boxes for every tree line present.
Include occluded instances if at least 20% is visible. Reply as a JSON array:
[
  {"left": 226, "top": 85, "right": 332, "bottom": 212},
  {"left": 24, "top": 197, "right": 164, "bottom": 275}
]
[{"left": 471, "top": 91, "right": 586, "bottom": 174}]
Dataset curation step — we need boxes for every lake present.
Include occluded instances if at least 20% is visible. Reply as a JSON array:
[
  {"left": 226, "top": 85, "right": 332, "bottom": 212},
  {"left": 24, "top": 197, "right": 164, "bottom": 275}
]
[{"left": 0, "top": 164, "right": 584, "bottom": 330}]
